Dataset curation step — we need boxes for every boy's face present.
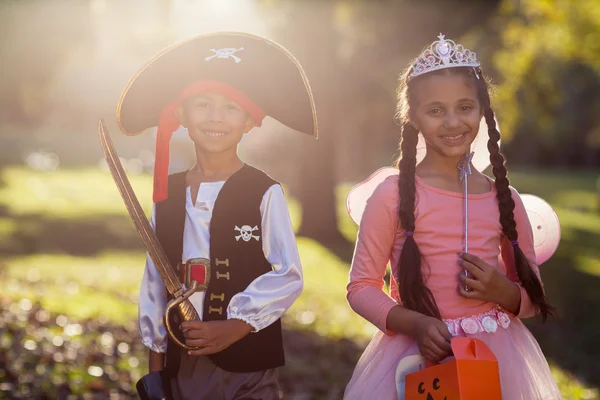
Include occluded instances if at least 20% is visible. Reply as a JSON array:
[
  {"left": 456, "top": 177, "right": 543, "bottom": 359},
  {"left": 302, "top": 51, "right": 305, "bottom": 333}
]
[{"left": 176, "top": 92, "right": 256, "bottom": 155}]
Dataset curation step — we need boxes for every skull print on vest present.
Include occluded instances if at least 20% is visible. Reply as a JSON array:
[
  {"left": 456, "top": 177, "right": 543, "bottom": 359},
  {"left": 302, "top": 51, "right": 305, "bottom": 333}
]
[{"left": 234, "top": 225, "right": 260, "bottom": 242}]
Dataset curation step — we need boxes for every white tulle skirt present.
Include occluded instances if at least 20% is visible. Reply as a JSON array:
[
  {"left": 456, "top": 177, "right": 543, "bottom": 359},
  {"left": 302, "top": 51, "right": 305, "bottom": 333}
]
[{"left": 344, "top": 317, "right": 561, "bottom": 400}]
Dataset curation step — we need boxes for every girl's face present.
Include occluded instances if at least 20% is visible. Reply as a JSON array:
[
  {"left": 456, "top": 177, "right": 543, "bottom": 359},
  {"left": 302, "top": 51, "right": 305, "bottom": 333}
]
[
  {"left": 177, "top": 92, "right": 255, "bottom": 155},
  {"left": 410, "top": 72, "right": 482, "bottom": 160}
]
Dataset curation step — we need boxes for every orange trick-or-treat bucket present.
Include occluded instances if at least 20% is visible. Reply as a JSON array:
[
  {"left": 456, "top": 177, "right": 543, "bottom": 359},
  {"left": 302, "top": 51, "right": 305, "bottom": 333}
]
[{"left": 404, "top": 338, "right": 502, "bottom": 400}]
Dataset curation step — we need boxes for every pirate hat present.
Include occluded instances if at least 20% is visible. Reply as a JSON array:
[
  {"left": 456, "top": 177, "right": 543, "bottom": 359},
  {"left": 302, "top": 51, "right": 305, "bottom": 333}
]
[
  {"left": 115, "top": 32, "right": 317, "bottom": 202},
  {"left": 117, "top": 31, "right": 317, "bottom": 136}
]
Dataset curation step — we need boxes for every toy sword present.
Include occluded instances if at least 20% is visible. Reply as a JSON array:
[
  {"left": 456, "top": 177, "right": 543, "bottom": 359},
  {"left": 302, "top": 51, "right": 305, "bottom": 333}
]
[{"left": 97, "top": 119, "right": 199, "bottom": 350}]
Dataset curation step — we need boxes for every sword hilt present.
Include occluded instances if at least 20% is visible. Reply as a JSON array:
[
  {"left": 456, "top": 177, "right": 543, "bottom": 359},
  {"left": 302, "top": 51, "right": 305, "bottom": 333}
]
[{"left": 164, "top": 281, "right": 202, "bottom": 350}]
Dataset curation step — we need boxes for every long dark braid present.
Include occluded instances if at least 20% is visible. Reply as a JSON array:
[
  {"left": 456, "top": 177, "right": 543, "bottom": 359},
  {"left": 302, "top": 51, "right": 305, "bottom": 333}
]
[
  {"left": 394, "top": 69, "right": 442, "bottom": 319},
  {"left": 397, "top": 121, "right": 441, "bottom": 319},
  {"left": 475, "top": 71, "right": 556, "bottom": 321}
]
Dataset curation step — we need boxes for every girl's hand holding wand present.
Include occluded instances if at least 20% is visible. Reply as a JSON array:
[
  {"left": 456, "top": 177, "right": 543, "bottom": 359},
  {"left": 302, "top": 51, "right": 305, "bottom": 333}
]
[{"left": 458, "top": 252, "right": 521, "bottom": 315}]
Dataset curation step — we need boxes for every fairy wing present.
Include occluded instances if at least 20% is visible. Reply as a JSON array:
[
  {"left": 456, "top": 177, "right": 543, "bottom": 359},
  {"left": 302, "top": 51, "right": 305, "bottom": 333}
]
[
  {"left": 346, "top": 167, "right": 398, "bottom": 226},
  {"left": 520, "top": 194, "right": 561, "bottom": 265}
]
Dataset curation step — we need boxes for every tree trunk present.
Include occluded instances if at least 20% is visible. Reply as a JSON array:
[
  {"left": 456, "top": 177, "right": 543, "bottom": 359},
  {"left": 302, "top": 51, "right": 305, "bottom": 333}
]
[{"left": 269, "top": 2, "right": 351, "bottom": 248}]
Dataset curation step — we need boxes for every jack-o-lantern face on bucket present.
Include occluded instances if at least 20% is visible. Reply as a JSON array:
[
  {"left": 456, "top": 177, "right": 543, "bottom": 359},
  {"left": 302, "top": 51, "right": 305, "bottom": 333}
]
[
  {"left": 418, "top": 377, "right": 445, "bottom": 400},
  {"left": 404, "top": 338, "right": 502, "bottom": 400}
]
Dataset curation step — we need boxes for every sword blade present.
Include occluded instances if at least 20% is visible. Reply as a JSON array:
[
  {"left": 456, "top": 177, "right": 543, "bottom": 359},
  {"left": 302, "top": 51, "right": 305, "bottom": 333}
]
[{"left": 97, "top": 119, "right": 199, "bottom": 322}]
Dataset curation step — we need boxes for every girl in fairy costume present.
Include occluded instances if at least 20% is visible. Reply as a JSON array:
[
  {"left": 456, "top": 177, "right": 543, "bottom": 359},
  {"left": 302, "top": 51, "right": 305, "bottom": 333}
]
[{"left": 344, "top": 34, "right": 561, "bottom": 399}]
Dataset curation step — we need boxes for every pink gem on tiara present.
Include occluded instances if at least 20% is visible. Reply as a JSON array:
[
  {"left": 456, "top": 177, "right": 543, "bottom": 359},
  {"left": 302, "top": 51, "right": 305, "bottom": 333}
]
[
  {"left": 437, "top": 41, "right": 451, "bottom": 57},
  {"left": 409, "top": 33, "right": 481, "bottom": 81}
]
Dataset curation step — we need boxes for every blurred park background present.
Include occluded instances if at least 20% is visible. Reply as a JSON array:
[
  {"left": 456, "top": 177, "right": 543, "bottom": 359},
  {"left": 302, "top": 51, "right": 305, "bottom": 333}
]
[{"left": 0, "top": 0, "right": 599, "bottom": 398}]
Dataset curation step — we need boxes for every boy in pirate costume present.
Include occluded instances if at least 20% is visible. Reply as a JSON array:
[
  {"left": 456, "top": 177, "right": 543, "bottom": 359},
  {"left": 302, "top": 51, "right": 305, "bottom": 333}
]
[{"left": 116, "top": 32, "right": 317, "bottom": 399}]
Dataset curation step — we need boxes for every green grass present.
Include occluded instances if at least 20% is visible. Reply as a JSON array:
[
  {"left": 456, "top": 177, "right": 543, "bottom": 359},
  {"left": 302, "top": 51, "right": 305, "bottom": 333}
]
[
  {"left": 285, "top": 237, "right": 377, "bottom": 341},
  {"left": 0, "top": 166, "right": 599, "bottom": 399},
  {"left": 1, "top": 252, "right": 143, "bottom": 324},
  {"left": 0, "top": 167, "right": 154, "bottom": 218}
]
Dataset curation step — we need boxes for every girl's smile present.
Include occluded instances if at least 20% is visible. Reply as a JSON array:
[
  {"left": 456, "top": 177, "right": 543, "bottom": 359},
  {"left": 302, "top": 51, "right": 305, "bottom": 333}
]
[{"left": 439, "top": 132, "right": 467, "bottom": 145}]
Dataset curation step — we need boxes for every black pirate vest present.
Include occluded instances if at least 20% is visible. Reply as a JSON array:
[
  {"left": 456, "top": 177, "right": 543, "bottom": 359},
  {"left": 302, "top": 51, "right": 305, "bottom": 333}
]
[{"left": 156, "top": 165, "right": 285, "bottom": 373}]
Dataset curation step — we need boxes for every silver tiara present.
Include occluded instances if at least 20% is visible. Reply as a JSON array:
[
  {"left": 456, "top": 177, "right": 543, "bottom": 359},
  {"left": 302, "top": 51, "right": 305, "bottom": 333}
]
[{"left": 409, "top": 34, "right": 480, "bottom": 80}]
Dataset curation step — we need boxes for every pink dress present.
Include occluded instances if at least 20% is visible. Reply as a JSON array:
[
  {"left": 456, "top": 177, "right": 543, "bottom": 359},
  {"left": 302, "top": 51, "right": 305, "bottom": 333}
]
[{"left": 344, "top": 175, "right": 561, "bottom": 400}]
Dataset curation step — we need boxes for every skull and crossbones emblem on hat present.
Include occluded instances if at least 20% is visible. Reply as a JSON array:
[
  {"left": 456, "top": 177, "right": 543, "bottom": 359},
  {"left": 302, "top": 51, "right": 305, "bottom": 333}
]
[{"left": 205, "top": 47, "right": 244, "bottom": 63}]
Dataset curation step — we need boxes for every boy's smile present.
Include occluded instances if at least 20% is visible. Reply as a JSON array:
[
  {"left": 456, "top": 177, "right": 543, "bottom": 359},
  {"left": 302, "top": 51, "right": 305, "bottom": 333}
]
[
  {"left": 203, "top": 130, "right": 228, "bottom": 137},
  {"left": 177, "top": 92, "right": 256, "bottom": 156}
]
